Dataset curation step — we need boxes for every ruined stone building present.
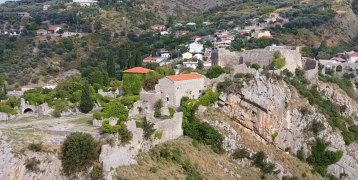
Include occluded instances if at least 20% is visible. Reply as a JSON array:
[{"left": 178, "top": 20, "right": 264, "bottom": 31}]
[
  {"left": 158, "top": 73, "right": 205, "bottom": 109},
  {"left": 218, "top": 45, "right": 303, "bottom": 72}
]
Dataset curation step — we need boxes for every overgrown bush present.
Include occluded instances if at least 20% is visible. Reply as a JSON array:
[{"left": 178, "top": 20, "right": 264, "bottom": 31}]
[
  {"left": 311, "top": 120, "right": 325, "bottom": 135},
  {"left": 102, "top": 120, "right": 121, "bottom": 134},
  {"left": 252, "top": 151, "right": 276, "bottom": 174},
  {"left": 307, "top": 139, "right": 343, "bottom": 176},
  {"left": 232, "top": 148, "right": 249, "bottom": 159},
  {"left": 28, "top": 143, "right": 43, "bottom": 152},
  {"left": 206, "top": 65, "right": 226, "bottom": 79},
  {"left": 181, "top": 97, "right": 224, "bottom": 154},
  {"left": 141, "top": 118, "right": 156, "bottom": 140},
  {"left": 198, "top": 88, "right": 220, "bottom": 106},
  {"left": 62, "top": 132, "right": 100, "bottom": 175},
  {"left": 92, "top": 164, "right": 103, "bottom": 180},
  {"left": 250, "top": 63, "right": 261, "bottom": 70},
  {"left": 25, "top": 157, "right": 40, "bottom": 172},
  {"left": 273, "top": 51, "right": 286, "bottom": 69},
  {"left": 120, "top": 95, "right": 140, "bottom": 106},
  {"left": 118, "top": 124, "right": 133, "bottom": 145}
]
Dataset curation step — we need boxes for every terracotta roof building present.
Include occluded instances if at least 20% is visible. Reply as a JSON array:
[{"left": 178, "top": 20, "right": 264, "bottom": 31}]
[
  {"left": 123, "top": 67, "right": 151, "bottom": 74},
  {"left": 158, "top": 73, "right": 205, "bottom": 108},
  {"left": 122, "top": 67, "right": 151, "bottom": 94},
  {"left": 143, "top": 57, "right": 157, "bottom": 63}
]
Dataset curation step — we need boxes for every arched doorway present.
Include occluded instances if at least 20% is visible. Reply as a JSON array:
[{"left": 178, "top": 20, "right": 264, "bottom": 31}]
[{"left": 23, "top": 108, "right": 34, "bottom": 114}]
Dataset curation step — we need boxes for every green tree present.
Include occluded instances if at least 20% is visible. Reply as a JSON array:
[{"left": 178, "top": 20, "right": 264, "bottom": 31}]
[
  {"left": 117, "top": 49, "right": 128, "bottom": 70},
  {"left": 133, "top": 51, "right": 142, "bottom": 67},
  {"left": 197, "top": 60, "right": 204, "bottom": 70},
  {"left": 107, "top": 55, "right": 116, "bottom": 78},
  {"left": 62, "top": 132, "right": 100, "bottom": 175},
  {"left": 79, "top": 81, "right": 94, "bottom": 113},
  {"left": 206, "top": 66, "right": 226, "bottom": 79}
]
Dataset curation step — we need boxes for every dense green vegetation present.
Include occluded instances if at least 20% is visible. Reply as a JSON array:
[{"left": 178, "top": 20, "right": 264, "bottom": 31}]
[
  {"left": 152, "top": 147, "right": 203, "bottom": 180},
  {"left": 307, "top": 139, "right": 343, "bottom": 176},
  {"left": 93, "top": 99, "right": 128, "bottom": 121},
  {"left": 198, "top": 88, "right": 220, "bottom": 106},
  {"left": 205, "top": 66, "right": 226, "bottom": 79},
  {"left": 181, "top": 97, "right": 224, "bottom": 154},
  {"left": 122, "top": 73, "right": 147, "bottom": 95},
  {"left": 62, "top": 132, "right": 101, "bottom": 175}
]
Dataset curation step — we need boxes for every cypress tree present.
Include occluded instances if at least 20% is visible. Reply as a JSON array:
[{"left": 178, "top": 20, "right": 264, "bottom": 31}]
[
  {"left": 107, "top": 55, "right": 116, "bottom": 78},
  {"left": 79, "top": 81, "right": 93, "bottom": 113},
  {"left": 3, "top": 84, "right": 7, "bottom": 96},
  {"left": 134, "top": 51, "right": 142, "bottom": 67},
  {"left": 117, "top": 49, "right": 127, "bottom": 70}
]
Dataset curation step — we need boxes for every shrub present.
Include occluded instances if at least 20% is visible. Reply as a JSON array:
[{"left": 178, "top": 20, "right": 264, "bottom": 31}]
[
  {"left": 232, "top": 148, "right": 249, "bottom": 159},
  {"left": 118, "top": 124, "right": 133, "bottom": 145},
  {"left": 198, "top": 88, "right": 220, "bottom": 106},
  {"left": 206, "top": 65, "right": 226, "bottom": 79},
  {"left": 299, "top": 106, "right": 311, "bottom": 116},
  {"left": 154, "top": 100, "right": 163, "bottom": 118},
  {"left": 250, "top": 63, "right": 261, "bottom": 70},
  {"left": 271, "top": 132, "right": 278, "bottom": 141},
  {"left": 92, "top": 164, "right": 103, "bottom": 180},
  {"left": 150, "top": 166, "right": 158, "bottom": 173},
  {"left": 273, "top": 51, "right": 286, "bottom": 69},
  {"left": 25, "top": 157, "right": 40, "bottom": 172},
  {"left": 155, "top": 130, "right": 163, "bottom": 139},
  {"left": 101, "top": 100, "right": 128, "bottom": 122},
  {"left": 307, "top": 139, "right": 343, "bottom": 176},
  {"left": 169, "top": 108, "right": 175, "bottom": 116},
  {"left": 296, "top": 147, "right": 306, "bottom": 162},
  {"left": 311, "top": 120, "right": 325, "bottom": 135},
  {"left": 252, "top": 151, "right": 276, "bottom": 174},
  {"left": 52, "top": 110, "right": 62, "bottom": 118},
  {"left": 142, "top": 118, "right": 156, "bottom": 140},
  {"left": 120, "top": 95, "right": 140, "bottom": 106},
  {"left": 160, "top": 148, "right": 182, "bottom": 163},
  {"left": 342, "top": 131, "right": 355, "bottom": 145},
  {"left": 62, "top": 132, "right": 100, "bottom": 175},
  {"left": 28, "top": 143, "right": 43, "bottom": 152},
  {"left": 102, "top": 120, "right": 121, "bottom": 134}
]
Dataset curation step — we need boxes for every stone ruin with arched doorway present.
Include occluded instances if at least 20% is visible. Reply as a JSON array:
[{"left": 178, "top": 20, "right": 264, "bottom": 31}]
[{"left": 18, "top": 98, "right": 54, "bottom": 117}]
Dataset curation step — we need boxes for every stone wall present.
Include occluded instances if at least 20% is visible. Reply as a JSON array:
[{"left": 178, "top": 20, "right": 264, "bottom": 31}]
[
  {"left": 0, "top": 112, "right": 8, "bottom": 121},
  {"left": 99, "top": 112, "right": 183, "bottom": 178},
  {"left": 98, "top": 89, "right": 120, "bottom": 98},
  {"left": 218, "top": 46, "right": 303, "bottom": 72}
]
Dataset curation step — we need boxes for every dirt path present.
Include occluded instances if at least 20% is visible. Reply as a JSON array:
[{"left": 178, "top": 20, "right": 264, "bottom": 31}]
[{"left": 0, "top": 113, "right": 93, "bottom": 129}]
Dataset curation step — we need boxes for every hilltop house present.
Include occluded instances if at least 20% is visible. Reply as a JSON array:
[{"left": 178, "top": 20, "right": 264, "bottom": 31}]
[
  {"left": 48, "top": 27, "right": 61, "bottom": 34},
  {"left": 191, "top": 35, "right": 201, "bottom": 42},
  {"left": 151, "top": 24, "right": 165, "bottom": 31},
  {"left": 348, "top": 52, "right": 358, "bottom": 63},
  {"left": 189, "top": 42, "right": 203, "bottom": 53},
  {"left": 122, "top": 67, "right": 151, "bottom": 95},
  {"left": 158, "top": 73, "right": 205, "bottom": 108},
  {"left": 252, "top": 30, "right": 272, "bottom": 38},
  {"left": 143, "top": 57, "right": 157, "bottom": 63},
  {"left": 182, "top": 52, "right": 193, "bottom": 59},
  {"left": 183, "top": 61, "right": 198, "bottom": 69}
]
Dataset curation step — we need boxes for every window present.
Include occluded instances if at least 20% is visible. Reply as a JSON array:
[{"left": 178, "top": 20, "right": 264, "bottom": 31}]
[{"left": 166, "top": 94, "right": 169, "bottom": 102}]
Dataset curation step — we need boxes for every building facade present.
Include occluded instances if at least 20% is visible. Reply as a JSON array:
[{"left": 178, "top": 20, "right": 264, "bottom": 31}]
[{"left": 158, "top": 73, "right": 205, "bottom": 108}]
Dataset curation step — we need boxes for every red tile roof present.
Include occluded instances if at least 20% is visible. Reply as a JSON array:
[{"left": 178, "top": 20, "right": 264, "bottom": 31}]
[
  {"left": 238, "top": 30, "right": 249, "bottom": 34},
  {"left": 123, "top": 67, "right": 151, "bottom": 74},
  {"left": 191, "top": 35, "right": 201, "bottom": 39},
  {"left": 48, "top": 26, "right": 58, "bottom": 31},
  {"left": 180, "top": 31, "right": 189, "bottom": 34},
  {"left": 152, "top": 24, "right": 165, "bottom": 28},
  {"left": 143, "top": 57, "right": 157, "bottom": 62},
  {"left": 204, "top": 53, "right": 211, "bottom": 57},
  {"left": 166, "top": 74, "right": 203, "bottom": 81},
  {"left": 350, "top": 52, "right": 358, "bottom": 57},
  {"left": 274, "top": 22, "right": 283, "bottom": 26},
  {"left": 119, "top": 84, "right": 123, "bottom": 89}
]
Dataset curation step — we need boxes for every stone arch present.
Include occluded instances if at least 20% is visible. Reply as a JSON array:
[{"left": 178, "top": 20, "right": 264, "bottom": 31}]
[
  {"left": 23, "top": 108, "right": 34, "bottom": 114},
  {"left": 336, "top": 65, "right": 343, "bottom": 72}
]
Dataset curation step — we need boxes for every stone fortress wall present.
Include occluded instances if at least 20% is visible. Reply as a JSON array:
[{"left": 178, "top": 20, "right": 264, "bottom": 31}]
[
  {"left": 99, "top": 113, "right": 183, "bottom": 179},
  {"left": 218, "top": 46, "right": 302, "bottom": 72}
]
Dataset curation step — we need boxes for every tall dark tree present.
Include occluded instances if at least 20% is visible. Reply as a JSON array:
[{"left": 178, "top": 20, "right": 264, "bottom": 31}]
[
  {"left": 133, "top": 51, "right": 142, "bottom": 67},
  {"left": 117, "top": 49, "right": 127, "bottom": 70},
  {"left": 79, "top": 81, "right": 93, "bottom": 113},
  {"left": 107, "top": 55, "right": 116, "bottom": 78}
]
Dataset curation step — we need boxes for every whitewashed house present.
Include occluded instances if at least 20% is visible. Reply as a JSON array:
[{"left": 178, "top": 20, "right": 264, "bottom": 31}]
[
  {"left": 189, "top": 43, "right": 203, "bottom": 53},
  {"left": 182, "top": 52, "right": 193, "bottom": 59}
]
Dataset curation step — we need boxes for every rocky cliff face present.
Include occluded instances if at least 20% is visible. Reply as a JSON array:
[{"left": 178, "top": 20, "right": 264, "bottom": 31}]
[{"left": 216, "top": 74, "right": 358, "bottom": 179}]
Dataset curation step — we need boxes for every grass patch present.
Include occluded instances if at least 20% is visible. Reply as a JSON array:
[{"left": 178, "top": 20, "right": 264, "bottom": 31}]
[{"left": 70, "top": 116, "right": 93, "bottom": 125}]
